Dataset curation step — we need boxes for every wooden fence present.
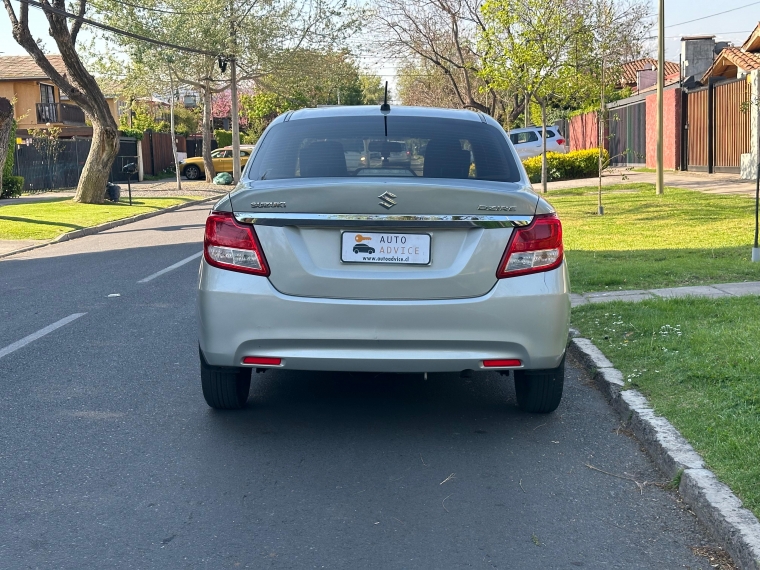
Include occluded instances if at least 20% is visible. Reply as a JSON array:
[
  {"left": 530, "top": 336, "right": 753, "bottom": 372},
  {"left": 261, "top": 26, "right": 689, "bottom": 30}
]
[
  {"left": 683, "top": 78, "right": 750, "bottom": 173},
  {"left": 141, "top": 131, "right": 186, "bottom": 176}
]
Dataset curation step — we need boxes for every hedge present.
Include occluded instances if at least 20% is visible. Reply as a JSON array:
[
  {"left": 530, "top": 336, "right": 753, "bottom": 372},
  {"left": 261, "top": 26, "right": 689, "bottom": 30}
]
[
  {"left": 1, "top": 175, "right": 24, "bottom": 198},
  {"left": 214, "top": 129, "right": 232, "bottom": 148},
  {"left": 522, "top": 148, "right": 609, "bottom": 183}
]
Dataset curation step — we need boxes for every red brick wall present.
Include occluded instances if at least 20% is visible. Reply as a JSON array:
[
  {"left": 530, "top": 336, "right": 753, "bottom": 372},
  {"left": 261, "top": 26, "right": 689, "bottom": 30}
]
[
  {"left": 645, "top": 88, "right": 681, "bottom": 170},
  {"left": 569, "top": 111, "right": 608, "bottom": 152}
]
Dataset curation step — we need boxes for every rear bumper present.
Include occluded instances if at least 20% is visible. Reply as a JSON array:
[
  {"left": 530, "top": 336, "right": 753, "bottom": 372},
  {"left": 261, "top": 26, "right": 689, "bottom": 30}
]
[{"left": 197, "top": 260, "right": 571, "bottom": 372}]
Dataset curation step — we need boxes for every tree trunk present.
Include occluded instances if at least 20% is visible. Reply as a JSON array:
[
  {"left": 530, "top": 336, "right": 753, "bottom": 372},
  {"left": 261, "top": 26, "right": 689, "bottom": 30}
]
[
  {"left": 5, "top": 0, "right": 120, "bottom": 203},
  {"left": 0, "top": 97, "right": 13, "bottom": 193},
  {"left": 541, "top": 100, "right": 548, "bottom": 194},
  {"left": 169, "top": 72, "right": 182, "bottom": 192},
  {"left": 202, "top": 83, "right": 216, "bottom": 182},
  {"left": 76, "top": 121, "right": 119, "bottom": 203},
  {"left": 231, "top": 58, "right": 241, "bottom": 184}
]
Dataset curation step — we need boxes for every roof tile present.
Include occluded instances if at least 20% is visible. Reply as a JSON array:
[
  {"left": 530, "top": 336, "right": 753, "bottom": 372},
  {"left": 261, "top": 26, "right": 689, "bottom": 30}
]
[
  {"left": 0, "top": 55, "right": 68, "bottom": 80},
  {"left": 621, "top": 58, "right": 680, "bottom": 86}
]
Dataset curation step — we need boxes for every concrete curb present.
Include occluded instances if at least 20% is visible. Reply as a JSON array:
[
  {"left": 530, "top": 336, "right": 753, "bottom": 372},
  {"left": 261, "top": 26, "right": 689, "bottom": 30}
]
[
  {"left": 567, "top": 337, "right": 760, "bottom": 569},
  {"left": 0, "top": 195, "right": 221, "bottom": 260}
]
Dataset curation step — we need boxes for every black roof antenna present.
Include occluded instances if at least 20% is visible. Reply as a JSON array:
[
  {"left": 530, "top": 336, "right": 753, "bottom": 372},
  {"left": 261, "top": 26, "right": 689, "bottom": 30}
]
[{"left": 380, "top": 81, "right": 390, "bottom": 113}]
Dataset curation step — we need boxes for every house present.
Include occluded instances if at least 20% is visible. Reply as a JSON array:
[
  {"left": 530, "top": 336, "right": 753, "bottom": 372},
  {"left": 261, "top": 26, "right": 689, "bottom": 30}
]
[
  {"left": 701, "top": 24, "right": 760, "bottom": 82},
  {"left": 619, "top": 58, "right": 680, "bottom": 93},
  {"left": 0, "top": 55, "right": 122, "bottom": 136}
]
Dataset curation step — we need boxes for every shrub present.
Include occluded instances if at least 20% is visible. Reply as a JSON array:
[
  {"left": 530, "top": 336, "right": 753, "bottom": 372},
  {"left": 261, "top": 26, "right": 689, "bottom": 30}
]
[
  {"left": 3, "top": 119, "right": 17, "bottom": 180},
  {"left": 522, "top": 148, "right": 609, "bottom": 183},
  {"left": 214, "top": 129, "right": 232, "bottom": 148},
  {"left": 119, "top": 127, "right": 144, "bottom": 140},
  {"left": 1, "top": 175, "right": 24, "bottom": 198}
]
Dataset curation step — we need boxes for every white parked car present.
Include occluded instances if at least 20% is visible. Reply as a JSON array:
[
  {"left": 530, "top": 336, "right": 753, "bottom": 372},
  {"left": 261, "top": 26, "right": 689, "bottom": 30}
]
[
  {"left": 197, "top": 105, "right": 570, "bottom": 414},
  {"left": 508, "top": 127, "right": 567, "bottom": 160}
]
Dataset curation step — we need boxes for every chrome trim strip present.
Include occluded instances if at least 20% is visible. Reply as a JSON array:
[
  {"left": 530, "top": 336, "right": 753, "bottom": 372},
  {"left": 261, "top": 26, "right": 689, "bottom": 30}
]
[{"left": 233, "top": 212, "right": 533, "bottom": 228}]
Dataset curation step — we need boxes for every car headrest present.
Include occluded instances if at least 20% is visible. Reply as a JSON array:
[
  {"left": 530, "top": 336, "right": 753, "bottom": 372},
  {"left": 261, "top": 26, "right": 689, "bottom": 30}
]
[
  {"left": 299, "top": 141, "right": 347, "bottom": 178},
  {"left": 422, "top": 139, "right": 471, "bottom": 179}
]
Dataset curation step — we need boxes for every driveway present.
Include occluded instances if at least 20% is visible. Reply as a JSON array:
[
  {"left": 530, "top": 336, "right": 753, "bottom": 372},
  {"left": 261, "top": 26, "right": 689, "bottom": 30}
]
[{"left": 0, "top": 204, "right": 723, "bottom": 568}]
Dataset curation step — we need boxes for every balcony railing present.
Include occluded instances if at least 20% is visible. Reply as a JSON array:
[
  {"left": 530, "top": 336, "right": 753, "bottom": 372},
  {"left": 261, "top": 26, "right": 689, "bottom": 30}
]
[{"left": 35, "top": 102, "right": 87, "bottom": 125}]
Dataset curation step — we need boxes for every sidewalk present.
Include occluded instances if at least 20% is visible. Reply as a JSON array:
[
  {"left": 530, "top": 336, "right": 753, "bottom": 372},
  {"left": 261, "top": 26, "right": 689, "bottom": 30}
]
[
  {"left": 571, "top": 281, "right": 760, "bottom": 307},
  {"left": 0, "top": 180, "right": 226, "bottom": 206},
  {"left": 548, "top": 169, "right": 758, "bottom": 197}
]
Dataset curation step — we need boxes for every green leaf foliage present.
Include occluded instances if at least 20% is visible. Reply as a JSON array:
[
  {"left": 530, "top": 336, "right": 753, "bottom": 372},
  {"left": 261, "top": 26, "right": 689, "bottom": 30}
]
[
  {"left": 522, "top": 149, "right": 609, "bottom": 183},
  {"left": 3, "top": 119, "right": 17, "bottom": 182},
  {"left": 1, "top": 175, "right": 24, "bottom": 198},
  {"left": 214, "top": 129, "right": 232, "bottom": 148}
]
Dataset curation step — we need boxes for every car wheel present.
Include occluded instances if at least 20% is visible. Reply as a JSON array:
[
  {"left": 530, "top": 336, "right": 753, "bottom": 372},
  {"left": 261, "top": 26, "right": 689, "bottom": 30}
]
[
  {"left": 513, "top": 355, "right": 565, "bottom": 413},
  {"left": 369, "top": 248, "right": 375, "bottom": 254},
  {"left": 184, "top": 165, "right": 201, "bottom": 180},
  {"left": 199, "top": 348, "right": 251, "bottom": 409}
]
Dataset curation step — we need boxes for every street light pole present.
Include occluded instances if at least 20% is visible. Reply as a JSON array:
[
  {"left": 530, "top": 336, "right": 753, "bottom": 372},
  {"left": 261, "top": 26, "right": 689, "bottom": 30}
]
[{"left": 656, "top": 0, "right": 664, "bottom": 195}]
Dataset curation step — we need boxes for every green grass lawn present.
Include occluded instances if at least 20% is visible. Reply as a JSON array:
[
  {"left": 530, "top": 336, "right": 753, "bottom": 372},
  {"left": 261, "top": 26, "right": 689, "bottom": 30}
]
[
  {"left": 548, "top": 183, "right": 760, "bottom": 292},
  {"left": 0, "top": 196, "right": 197, "bottom": 241},
  {"left": 572, "top": 297, "right": 760, "bottom": 518}
]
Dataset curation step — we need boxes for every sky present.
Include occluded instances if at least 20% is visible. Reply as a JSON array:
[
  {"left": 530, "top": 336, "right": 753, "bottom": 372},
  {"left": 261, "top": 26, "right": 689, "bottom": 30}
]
[{"left": 1, "top": 0, "right": 758, "bottom": 83}]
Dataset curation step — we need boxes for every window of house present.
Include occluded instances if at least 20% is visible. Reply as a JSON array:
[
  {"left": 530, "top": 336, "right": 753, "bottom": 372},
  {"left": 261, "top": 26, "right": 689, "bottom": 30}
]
[{"left": 40, "top": 83, "right": 55, "bottom": 104}]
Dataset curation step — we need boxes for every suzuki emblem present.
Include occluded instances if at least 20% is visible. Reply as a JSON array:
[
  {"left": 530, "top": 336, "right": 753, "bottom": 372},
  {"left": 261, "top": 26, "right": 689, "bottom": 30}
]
[{"left": 378, "top": 191, "right": 397, "bottom": 209}]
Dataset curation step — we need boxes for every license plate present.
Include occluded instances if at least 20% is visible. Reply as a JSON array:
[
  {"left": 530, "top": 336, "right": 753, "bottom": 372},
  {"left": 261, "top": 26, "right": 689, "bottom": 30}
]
[{"left": 341, "top": 232, "right": 431, "bottom": 265}]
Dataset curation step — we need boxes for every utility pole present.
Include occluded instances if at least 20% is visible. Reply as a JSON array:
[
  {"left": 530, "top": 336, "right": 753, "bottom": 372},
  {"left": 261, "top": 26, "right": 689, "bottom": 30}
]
[
  {"left": 229, "top": 0, "right": 241, "bottom": 184},
  {"left": 656, "top": 0, "right": 665, "bottom": 195}
]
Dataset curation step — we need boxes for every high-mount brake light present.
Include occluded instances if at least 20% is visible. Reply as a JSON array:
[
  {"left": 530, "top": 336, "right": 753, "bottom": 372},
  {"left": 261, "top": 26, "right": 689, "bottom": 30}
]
[
  {"left": 497, "top": 213, "right": 563, "bottom": 278},
  {"left": 204, "top": 212, "right": 270, "bottom": 276}
]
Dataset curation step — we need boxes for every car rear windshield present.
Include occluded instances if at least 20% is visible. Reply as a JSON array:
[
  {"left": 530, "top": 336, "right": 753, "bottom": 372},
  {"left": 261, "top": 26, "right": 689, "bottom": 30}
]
[{"left": 247, "top": 116, "right": 521, "bottom": 182}]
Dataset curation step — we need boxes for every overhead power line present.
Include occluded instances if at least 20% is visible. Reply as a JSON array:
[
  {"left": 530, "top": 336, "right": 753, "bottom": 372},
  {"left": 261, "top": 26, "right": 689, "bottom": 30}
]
[
  {"left": 665, "top": 1, "right": 760, "bottom": 28},
  {"left": 106, "top": 0, "right": 222, "bottom": 16},
  {"left": 18, "top": 0, "right": 221, "bottom": 56}
]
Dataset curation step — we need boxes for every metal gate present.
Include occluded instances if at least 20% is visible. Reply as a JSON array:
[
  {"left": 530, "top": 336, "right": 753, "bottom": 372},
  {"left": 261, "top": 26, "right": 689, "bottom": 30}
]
[
  {"left": 684, "top": 78, "right": 750, "bottom": 173},
  {"left": 608, "top": 101, "right": 647, "bottom": 165}
]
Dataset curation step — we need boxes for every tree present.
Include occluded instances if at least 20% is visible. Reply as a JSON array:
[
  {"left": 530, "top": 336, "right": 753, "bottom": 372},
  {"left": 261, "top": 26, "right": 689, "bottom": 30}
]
[
  {"left": 93, "top": 0, "right": 361, "bottom": 182},
  {"left": 3, "top": 0, "right": 120, "bottom": 203},
  {"left": 372, "top": 0, "right": 521, "bottom": 121},
  {"left": 0, "top": 97, "right": 13, "bottom": 195},
  {"left": 579, "top": 0, "right": 650, "bottom": 212},
  {"left": 480, "top": 0, "right": 586, "bottom": 192},
  {"left": 238, "top": 50, "right": 370, "bottom": 142},
  {"left": 360, "top": 74, "right": 387, "bottom": 105}
]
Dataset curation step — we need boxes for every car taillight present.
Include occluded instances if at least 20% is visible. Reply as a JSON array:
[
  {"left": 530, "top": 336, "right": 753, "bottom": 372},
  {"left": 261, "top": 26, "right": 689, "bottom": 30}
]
[
  {"left": 204, "top": 212, "right": 270, "bottom": 276},
  {"left": 497, "top": 213, "right": 563, "bottom": 278},
  {"left": 556, "top": 138, "right": 565, "bottom": 145}
]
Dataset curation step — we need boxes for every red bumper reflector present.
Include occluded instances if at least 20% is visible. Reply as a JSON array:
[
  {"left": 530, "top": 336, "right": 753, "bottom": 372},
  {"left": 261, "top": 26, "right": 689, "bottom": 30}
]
[
  {"left": 242, "top": 356, "right": 281, "bottom": 366},
  {"left": 483, "top": 359, "right": 522, "bottom": 368}
]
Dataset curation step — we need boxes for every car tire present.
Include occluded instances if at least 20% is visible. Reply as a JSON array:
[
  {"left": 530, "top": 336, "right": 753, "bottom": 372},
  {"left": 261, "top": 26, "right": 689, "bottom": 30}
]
[
  {"left": 184, "top": 165, "right": 201, "bottom": 180},
  {"left": 199, "top": 348, "right": 251, "bottom": 410},
  {"left": 513, "top": 355, "right": 565, "bottom": 413}
]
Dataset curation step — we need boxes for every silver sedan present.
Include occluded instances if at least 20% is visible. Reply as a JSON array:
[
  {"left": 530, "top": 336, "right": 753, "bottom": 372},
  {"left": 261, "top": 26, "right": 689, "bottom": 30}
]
[{"left": 198, "top": 105, "right": 570, "bottom": 413}]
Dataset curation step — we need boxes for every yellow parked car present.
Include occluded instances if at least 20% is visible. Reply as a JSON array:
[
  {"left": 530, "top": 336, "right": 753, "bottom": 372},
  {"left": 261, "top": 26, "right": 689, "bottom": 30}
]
[{"left": 180, "top": 145, "right": 254, "bottom": 180}]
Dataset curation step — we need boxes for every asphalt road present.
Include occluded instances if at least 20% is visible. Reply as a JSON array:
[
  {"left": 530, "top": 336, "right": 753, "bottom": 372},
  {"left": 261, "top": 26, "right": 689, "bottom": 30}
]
[{"left": 0, "top": 203, "right": 723, "bottom": 569}]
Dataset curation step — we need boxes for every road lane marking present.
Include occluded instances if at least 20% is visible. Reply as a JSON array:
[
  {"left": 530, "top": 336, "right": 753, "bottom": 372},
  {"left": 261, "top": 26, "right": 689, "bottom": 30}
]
[
  {"left": 0, "top": 313, "right": 87, "bottom": 360},
  {"left": 137, "top": 251, "right": 202, "bottom": 283}
]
